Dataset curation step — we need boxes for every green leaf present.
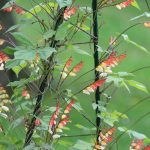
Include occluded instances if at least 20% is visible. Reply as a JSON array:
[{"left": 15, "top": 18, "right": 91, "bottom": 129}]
[
  {"left": 2, "top": 46, "right": 16, "bottom": 55},
  {"left": 37, "top": 47, "right": 56, "bottom": 60},
  {"left": 128, "top": 130, "right": 147, "bottom": 139},
  {"left": 73, "top": 46, "right": 91, "bottom": 57},
  {"left": 14, "top": 50, "right": 36, "bottom": 61},
  {"left": 106, "top": 76, "right": 123, "bottom": 87},
  {"left": 55, "top": 22, "right": 68, "bottom": 41},
  {"left": 72, "top": 140, "right": 92, "bottom": 150},
  {"left": 126, "top": 80, "right": 148, "bottom": 93},
  {"left": 56, "top": 0, "right": 72, "bottom": 8},
  {"left": 5, "top": 24, "right": 20, "bottom": 33},
  {"left": 5, "top": 59, "right": 22, "bottom": 69},
  {"left": 11, "top": 32, "right": 34, "bottom": 46},
  {"left": 43, "top": 29, "right": 56, "bottom": 40},
  {"left": 122, "top": 34, "right": 150, "bottom": 55}
]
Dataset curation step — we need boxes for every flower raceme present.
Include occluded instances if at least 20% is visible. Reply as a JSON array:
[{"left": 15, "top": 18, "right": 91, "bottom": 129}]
[
  {"left": 48, "top": 100, "right": 74, "bottom": 139},
  {"left": 129, "top": 139, "right": 144, "bottom": 150},
  {"left": 144, "top": 22, "right": 150, "bottom": 28},
  {"left": 83, "top": 79, "right": 106, "bottom": 95},
  {"left": 64, "top": 6, "right": 77, "bottom": 20},
  {"left": 0, "top": 52, "right": 9, "bottom": 70},
  {"left": 0, "top": 85, "right": 11, "bottom": 119},
  {"left": 3, "top": 4, "right": 25, "bottom": 15},
  {"left": 22, "top": 89, "right": 30, "bottom": 99},
  {"left": 96, "top": 51, "right": 126, "bottom": 77},
  {"left": 93, "top": 128, "right": 116, "bottom": 150},
  {"left": 116, "top": 0, "right": 134, "bottom": 10},
  {"left": 61, "top": 57, "right": 83, "bottom": 79}
]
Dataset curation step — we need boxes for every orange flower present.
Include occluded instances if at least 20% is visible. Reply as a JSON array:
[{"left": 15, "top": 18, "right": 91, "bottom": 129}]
[
  {"left": 144, "top": 22, "right": 150, "bottom": 28},
  {"left": 94, "top": 128, "right": 116, "bottom": 150},
  {"left": 69, "top": 61, "right": 84, "bottom": 76},
  {"left": 83, "top": 79, "right": 106, "bottom": 95},
  {"left": 96, "top": 51, "right": 126, "bottom": 77},
  {"left": 116, "top": 0, "right": 134, "bottom": 10},
  {"left": 129, "top": 139, "right": 144, "bottom": 150},
  {"left": 48, "top": 103, "right": 60, "bottom": 134},
  {"left": 64, "top": 7, "right": 77, "bottom": 20}
]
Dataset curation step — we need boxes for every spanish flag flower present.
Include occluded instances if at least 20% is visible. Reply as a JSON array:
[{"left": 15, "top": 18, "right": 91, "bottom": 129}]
[
  {"left": 144, "top": 22, "right": 150, "bottom": 28},
  {"left": 93, "top": 128, "right": 116, "bottom": 150},
  {"left": 64, "top": 6, "right": 77, "bottom": 20},
  {"left": 96, "top": 51, "right": 126, "bottom": 77},
  {"left": 83, "top": 79, "right": 106, "bottom": 95},
  {"left": 129, "top": 139, "right": 144, "bottom": 150},
  {"left": 22, "top": 89, "right": 30, "bottom": 99},
  {"left": 61, "top": 57, "right": 73, "bottom": 79},
  {"left": 0, "top": 85, "right": 11, "bottom": 119},
  {"left": 0, "top": 52, "right": 9, "bottom": 70},
  {"left": 48, "top": 103, "right": 60, "bottom": 134},
  {"left": 3, "top": 7, "right": 13, "bottom": 12},
  {"left": 69, "top": 61, "right": 84, "bottom": 77},
  {"left": 116, "top": 0, "right": 134, "bottom": 10}
]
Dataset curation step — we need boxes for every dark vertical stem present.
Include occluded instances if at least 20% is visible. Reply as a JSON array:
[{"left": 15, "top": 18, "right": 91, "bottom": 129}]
[
  {"left": 23, "top": 7, "right": 66, "bottom": 147},
  {"left": 92, "top": 0, "right": 100, "bottom": 141}
]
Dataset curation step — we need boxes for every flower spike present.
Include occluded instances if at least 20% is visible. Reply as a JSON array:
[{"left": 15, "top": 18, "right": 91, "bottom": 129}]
[
  {"left": 116, "top": 0, "right": 134, "bottom": 10},
  {"left": 129, "top": 139, "right": 144, "bottom": 150},
  {"left": 64, "top": 6, "right": 77, "bottom": 20},
  {"left": 83, "top": 79, "right": 106, "bottom": 95}
]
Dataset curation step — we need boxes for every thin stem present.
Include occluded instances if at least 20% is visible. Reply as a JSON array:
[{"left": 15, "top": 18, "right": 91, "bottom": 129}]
[{"left": 92, "top": 0, "right": 101, "bottom": 141}]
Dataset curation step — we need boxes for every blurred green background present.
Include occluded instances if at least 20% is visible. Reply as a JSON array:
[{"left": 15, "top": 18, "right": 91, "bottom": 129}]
[{"left": 6, "top": 0, "right": 150, "bottom": 149}]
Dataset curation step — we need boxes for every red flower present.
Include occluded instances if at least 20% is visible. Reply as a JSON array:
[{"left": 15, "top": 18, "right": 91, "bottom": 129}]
[
  {"left": 69, "top": 61, "right": 84, "bottom": 76},
  {"left": 64, "top": 7, "right": 77, "bottom": 20},
  {"left": 0, "top": 52, "right": 9, "bottom": 70},
  {"left": 49, "top": 103, "right": 60, "bottom": 129},
  {"left": 3, "top": 7, "right": 13, "bottom": 12},
  {"left": 83, "top": 79, "right": 106, "bottom": 95},
  {"left": 64, "top": 100, "right": 75, "bottom": 114},
  {"left": 144, "top": 145, "right": 150, "bottom": 150},
  {"left": 15, "top": 6, "right": 25, "bottom": 15},
  {"left": 94, "top": 128, "right": 116, "bottom": 150},
  {"left": 35, "top": 119, "right": 41, "bottom": 126},
  {"left": 58, "top": 117, "right": 70, "bottom": 129},
  {"left": 22, "top": 89, "right": 30, "bottom": 99},
  {"left": 116, "top": 0, "right": 134, "bottom": 10},
  {"left": 129, "top": 139, "right": 144, "bottom": 150}
]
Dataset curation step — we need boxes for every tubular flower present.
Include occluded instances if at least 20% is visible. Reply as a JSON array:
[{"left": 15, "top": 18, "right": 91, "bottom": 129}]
[
  {"left": 93, "top": 128, "right": 116, "bottom": 150},
  {"left": 48, "top": 103, "right": 60, "bottom": 134},
  {"left": 0, "top": 52, "right": 9, "bottom": 70},
  {"left": 52, "top": 100, "right": 74, "bottom": 139},
  {"left": 144, "top": 22, "right": 150, "bottom": 28},
  {"left": 15, "top": 6, "right": 25, "bottom": 14},
  {"left": 83, "top": 79, "right": 106, "bottom": 95},
  {"left": 0, "top": 39, "right": 5, "bottom": 46},
  {"left": 61, "top": 57, "right": 73, "bottom": 79},
  {"left": 69, "top": 61, "right": 84, "bottom": 77},
  {"left": 129, "top": 139, "right": 144, "bottom": 150},
  {"left": 96, "top": 51, "right": 126, "bottom": 77},
  {"left": 0, "top": 85, "right": 11, "bottom": 119},
  {"left": 3, "top": 7, "right": 13, "bottom": 12},
  {"left": 144, "top": 145, "right": 150, "bottom": 150},
  {"left": 64, "top": 6, "right": 77, "bottom": 20},
  {"left": 22, "top": 89, "right": 30, "bottom": 99},
  {"left": 116, "top": 0, "right": 134, "bottom": 10},
  {"left": 35, "top": 119, "right": 41, "bottom": 126}
]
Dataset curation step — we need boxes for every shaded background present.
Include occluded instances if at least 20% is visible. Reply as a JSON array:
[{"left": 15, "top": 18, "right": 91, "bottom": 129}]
[{"left": 1, "top": 0, "right": 150, "bottom": 149}]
